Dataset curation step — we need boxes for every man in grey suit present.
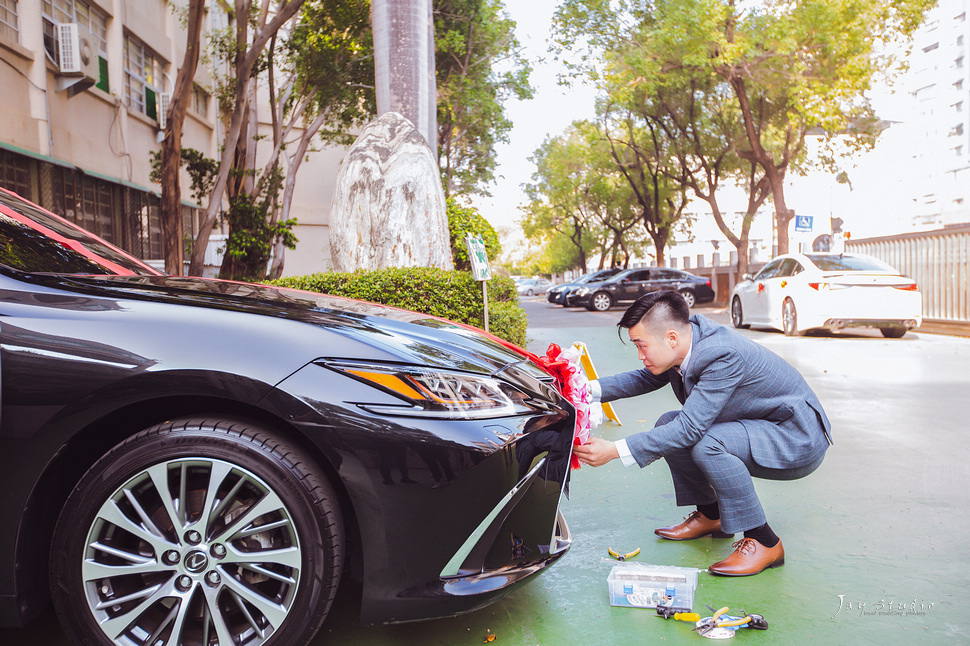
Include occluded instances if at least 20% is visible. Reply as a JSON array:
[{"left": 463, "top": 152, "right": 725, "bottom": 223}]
[{"left": 573, "top": 291, "right": 832, "bottom": 576}]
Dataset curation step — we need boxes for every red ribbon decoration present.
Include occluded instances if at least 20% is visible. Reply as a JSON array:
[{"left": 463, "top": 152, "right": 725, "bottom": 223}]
[{"left": 536, "top": 343, "right": 588, "bottom": 469}]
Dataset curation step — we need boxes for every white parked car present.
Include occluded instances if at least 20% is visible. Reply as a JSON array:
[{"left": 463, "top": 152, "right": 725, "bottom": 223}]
[
  {"left": 730, "top": 253, "right": 922, "bottom": 338},
  {"left": 516, "top": 277, "right": 553, "bottom": 296}
]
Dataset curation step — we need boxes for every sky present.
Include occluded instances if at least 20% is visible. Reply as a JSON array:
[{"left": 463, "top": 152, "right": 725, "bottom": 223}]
[{"left": 470, "top": 1, "right": 597, "bottom": 239}]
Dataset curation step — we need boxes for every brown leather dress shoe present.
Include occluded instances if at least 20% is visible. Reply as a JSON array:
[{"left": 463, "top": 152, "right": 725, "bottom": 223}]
[
  {"left": 708, "top": 538, "right": 785, "bottom": 576},
  {"left": 654, "top": 511, "right": 734, "bottom": 541}
]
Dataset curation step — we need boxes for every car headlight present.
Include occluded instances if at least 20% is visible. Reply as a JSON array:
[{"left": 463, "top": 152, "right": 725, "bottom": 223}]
[
  {"left": 575, "top": 287, "right": 589, "bottom": 296},
  {"left": 325, "top": 361, "right": 538, "bottom": 419}
]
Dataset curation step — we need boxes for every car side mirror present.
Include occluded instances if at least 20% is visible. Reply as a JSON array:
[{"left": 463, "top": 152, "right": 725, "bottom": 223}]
[{"left": 743, "top": 273, "right": 753, "bottom": 281}]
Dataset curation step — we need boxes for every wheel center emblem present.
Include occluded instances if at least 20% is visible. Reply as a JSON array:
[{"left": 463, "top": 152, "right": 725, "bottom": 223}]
[{"left": 184, "top": 550, "right": 208, "bottom": 573}]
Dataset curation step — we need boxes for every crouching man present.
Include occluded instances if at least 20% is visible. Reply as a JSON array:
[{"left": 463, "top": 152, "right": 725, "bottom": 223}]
[{"left": 573, "top": 291, "right": 833, "bottom": 576}]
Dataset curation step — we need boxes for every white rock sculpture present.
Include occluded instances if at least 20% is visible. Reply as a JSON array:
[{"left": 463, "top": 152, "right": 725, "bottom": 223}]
[{"left": 329, "top": 112, "right": 453, "bottom": 271}]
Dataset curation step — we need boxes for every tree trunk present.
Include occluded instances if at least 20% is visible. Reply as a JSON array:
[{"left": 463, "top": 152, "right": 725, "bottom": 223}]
[
  {"left": 372, "top": 0, "right": 437, "bottom": 153},
  {"left": 329, "top": 112, "right": 453, "bottom": 271},
  {"left": 340, "top": 0, "right": 450, "bottom": 271},
  {"left": 158, "top": 0, "right": 205, "bottom": 275},
  {"left": 729, "top": 74, "right": 794, "bottom": 255}
]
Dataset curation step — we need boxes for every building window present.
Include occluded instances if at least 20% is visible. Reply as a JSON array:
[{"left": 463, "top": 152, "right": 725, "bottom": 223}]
[
  {"left": 192, "top": 84, "right": 209, "bottom": 119},
  {"left": 959, "top": 35, "right": 965, "bottom": 47},
  {"left": 956, "top": 79, "right": 965, "bottom": 90},
  {"left": 0, "top": 148, "right": 31, "bottom": 197},
  {"left": 0, "top": 0, "right": 18, "bottom": 43},
  {"left": 124, "top": 34, "right": 163, "bottom": 120},
  {"left": 41, "top": 0, "right": 109, "bottom": 91},
  {"left": 956, "top": 101, "right": 964, "bottom": 113},
  {"left": 956, "top": 145, "right": 964, "bottom": 157},
  {"left": 957, "top": 56, "right": 965, "bottom": 69}
]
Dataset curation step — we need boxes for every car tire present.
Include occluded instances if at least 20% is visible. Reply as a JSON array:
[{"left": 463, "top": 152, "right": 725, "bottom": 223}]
[
  {"left": 880, "top": 327, "right": 907, "bottom": 338},
  {"left": 731, "top": 297, "right": 749, "bottom": 329},
  {"left": 782, "top": 298, "right": 804, "bottom": 337},
  {"left": 679, "top": 289, "right": 696, "bottom": 308},
  {"left": 525, "top": 289, "right": 534, "bottom": 296},
  {"left": 50, "top": 418, "right": 344, "bottom": 646},
  {"left": 590, "top": 292, "right": 613, "bottom": 312}
]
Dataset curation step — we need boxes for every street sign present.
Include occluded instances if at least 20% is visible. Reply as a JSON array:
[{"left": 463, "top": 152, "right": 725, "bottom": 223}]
[
  {"left": 464, "top": 233, "right": 491, "bottom": 332},
  {"left": 465, "top": 234, "right": 491, "bottom": 281},
  {"left": 794, "top": 215, "right": 814, "bottom": 232}
]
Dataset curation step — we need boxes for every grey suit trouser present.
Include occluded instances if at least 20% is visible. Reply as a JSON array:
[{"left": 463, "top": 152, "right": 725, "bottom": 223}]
[{"left": 656, "top": 411, "right": 825, "bottom": 534}]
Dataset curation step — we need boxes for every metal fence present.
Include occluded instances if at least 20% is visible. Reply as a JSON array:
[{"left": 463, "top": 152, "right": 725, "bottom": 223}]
[{"left": 847, "top": 225, "right": 970, "bottom": 324}]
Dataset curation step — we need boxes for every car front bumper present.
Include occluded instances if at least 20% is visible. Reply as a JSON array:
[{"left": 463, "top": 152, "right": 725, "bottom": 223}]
[{"left": 269, "top": 363, "right": 576, "bottom": 625}]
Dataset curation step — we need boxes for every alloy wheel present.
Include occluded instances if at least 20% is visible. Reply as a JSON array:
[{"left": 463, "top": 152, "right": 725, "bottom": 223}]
[
  {"left": 591, "top": 293, "right": 612, "bottom": 311},
  {"left": 81, "top": 458, "right": 301, "bottom": 645},
  {"left": 783, "top": 299, "right": 801, "bottom": 336}
]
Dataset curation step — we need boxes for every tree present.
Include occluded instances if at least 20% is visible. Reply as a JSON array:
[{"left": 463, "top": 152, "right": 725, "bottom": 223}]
[
  {"left": 447, "top": 198, "right": 501, "bottom": 271},
  {"left": 522, "top": 121, "right": 645, "bottom": 273},
  {"left": 614, "top": 65, "right": 769, "bottom": 277},
  {"left": 158, "top": 0, "right": 206, "bottom": 275},
  {"left": 263, "top": 0, "right": 375, "bottom": 277},
  {"left": 434, "top": 0, "right": 532, "bottom": 197},
  {"left": 552, "top": 0, "right": 933, "bottom": 254},
  {"left": 600, "top": 104, "right": 690, "bottom": 267},
  {"left": 186, "top": 0, "right": 307, "bottom": 277},
  {"left": 160, "top": 1, "right": 375, "bottom": 280}
]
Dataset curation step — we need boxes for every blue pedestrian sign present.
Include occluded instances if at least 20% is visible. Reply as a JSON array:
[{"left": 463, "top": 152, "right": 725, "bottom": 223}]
[{"left": 794, "top": 215, "right": 814, "bottom": 232}]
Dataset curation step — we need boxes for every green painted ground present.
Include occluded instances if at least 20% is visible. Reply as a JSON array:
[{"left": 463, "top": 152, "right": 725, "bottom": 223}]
[{"left": 3, "top": 312, "right": 967, "bottom": 645}]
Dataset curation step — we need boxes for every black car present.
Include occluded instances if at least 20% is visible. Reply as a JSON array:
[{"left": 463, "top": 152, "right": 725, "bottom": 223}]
[
  {"left": 546, "top": 269, "right": 622, "bottom": 305},
  {"left": 0, "top": 188, "right": 574, "bottom": 645},
  {"left": 570, "top": 267, "right": 715, "bottom": 311}
]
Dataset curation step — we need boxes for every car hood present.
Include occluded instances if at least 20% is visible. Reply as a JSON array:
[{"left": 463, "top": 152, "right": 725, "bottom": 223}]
[{"left": 51, "top": 274, "right": 553, "bottom": 384}]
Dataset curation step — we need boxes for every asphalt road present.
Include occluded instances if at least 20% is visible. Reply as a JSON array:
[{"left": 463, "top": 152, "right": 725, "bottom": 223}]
[{"left": 3, "top": 295, "right": 967, "bottom": 644}]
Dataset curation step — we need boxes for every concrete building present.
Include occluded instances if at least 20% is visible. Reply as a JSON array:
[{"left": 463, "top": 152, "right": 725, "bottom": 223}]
[
  {"left": 0, "top": 0, "right": 226, "bottom": 265},
  {"left": 0, "top": 0, "right": 347, "bottom": 277},
  {"left": 907, "top": 0, "right": 970, "bottom": 229}
]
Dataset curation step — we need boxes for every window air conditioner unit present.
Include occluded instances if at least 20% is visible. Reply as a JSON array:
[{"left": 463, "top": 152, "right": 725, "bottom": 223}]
[
  {"left": 56, "top": 23, "right": 99, "bottom": 97},
  {"left": 158, "top": 92, "right": 172, "bottom": 130}
]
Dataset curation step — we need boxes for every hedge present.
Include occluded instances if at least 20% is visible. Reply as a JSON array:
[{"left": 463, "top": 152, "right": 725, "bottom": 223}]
[{"left": 271, "top": 267, "right": 528, "bottom": 347}]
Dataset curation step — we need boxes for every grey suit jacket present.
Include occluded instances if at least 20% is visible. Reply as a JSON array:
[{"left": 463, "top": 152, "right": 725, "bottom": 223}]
[{"left": 600, "top": 314, "right": 832, "bottom": 469}]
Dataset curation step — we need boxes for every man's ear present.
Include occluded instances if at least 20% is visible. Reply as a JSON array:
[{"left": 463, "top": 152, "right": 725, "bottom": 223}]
[{"left": 667, "top": 329, "right": 678, "bottom": 347}]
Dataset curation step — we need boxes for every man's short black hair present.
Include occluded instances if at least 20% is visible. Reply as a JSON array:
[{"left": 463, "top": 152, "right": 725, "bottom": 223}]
[{"left": 617, "top": 290, "right": 690, "bottom": 335}]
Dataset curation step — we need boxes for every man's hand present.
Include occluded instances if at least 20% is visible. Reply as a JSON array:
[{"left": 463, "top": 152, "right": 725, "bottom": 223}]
[{"left": 573, "top": 436, "right": 619, "bottom": 467}]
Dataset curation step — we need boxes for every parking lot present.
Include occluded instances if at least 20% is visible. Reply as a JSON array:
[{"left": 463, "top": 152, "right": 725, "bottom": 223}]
[{"left": 4, "top": 297, "right": 968, "bottom": 644}]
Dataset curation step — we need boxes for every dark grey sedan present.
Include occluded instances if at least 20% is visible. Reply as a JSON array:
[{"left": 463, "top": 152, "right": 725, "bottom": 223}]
[{"left": 569, "top": 268, "right": 715, "bottom": 311}]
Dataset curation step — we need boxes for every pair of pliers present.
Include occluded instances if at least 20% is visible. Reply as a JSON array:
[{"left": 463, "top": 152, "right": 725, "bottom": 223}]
[
  {"left": 695, "top": 606, "right": 769, "bottom": 634},
  {"left": 607, "top": 546, "right": 640, "bottom": 561}
]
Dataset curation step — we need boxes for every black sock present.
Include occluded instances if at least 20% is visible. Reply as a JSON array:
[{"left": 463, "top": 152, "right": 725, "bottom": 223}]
[
  {"left": 696, "top": 502, "right": 720, "bottom": 521},
  {"left": 743, "top": 523, "right": 779, "bottom": 548}
]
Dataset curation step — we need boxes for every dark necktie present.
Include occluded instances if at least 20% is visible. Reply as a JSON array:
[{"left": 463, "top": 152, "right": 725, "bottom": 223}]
[{"left": 669, "top": 366, "right": 686, "bottom": 404}]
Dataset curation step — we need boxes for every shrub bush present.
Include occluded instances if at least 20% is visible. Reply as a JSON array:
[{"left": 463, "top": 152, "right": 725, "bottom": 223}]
[
  {"left": 272, "top": 267, "right": 527, "bottom": 347},
  {"left": 447, "top": 199, "right": 501, "bottom": 272}
]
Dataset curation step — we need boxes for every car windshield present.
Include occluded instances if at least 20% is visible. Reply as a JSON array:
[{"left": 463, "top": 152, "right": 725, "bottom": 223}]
[
  {"left": 805, "top": 254, "right": 891, "bottom": 272},
  {"left": 0, "top": 190, "right": 160, "bottom": 276}
]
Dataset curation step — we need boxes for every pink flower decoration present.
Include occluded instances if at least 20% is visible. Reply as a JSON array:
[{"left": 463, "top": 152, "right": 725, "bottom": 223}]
[{"left": 537, "top": 343, "right": 603, "bottom": 469}]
